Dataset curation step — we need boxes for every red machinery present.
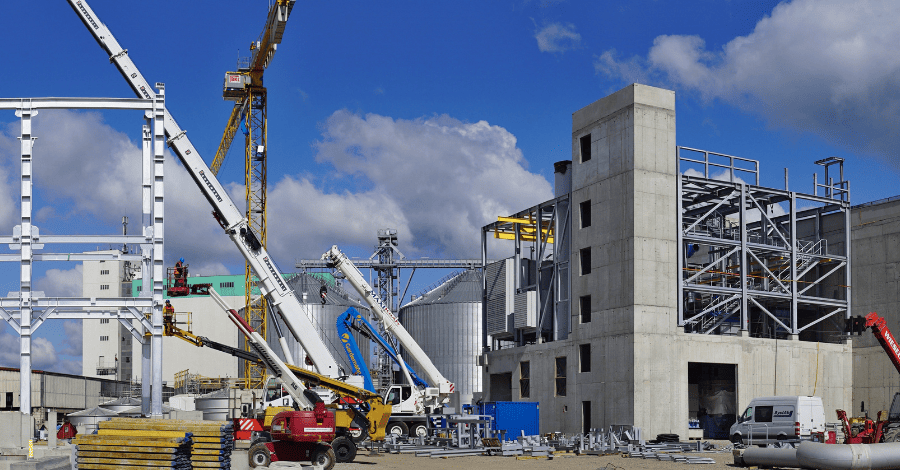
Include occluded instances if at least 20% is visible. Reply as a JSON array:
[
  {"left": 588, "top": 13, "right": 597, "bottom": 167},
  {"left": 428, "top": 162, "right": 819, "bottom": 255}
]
[
  {"left": 165, "top": 264, "right": 212, "bottom": 297},
  {"left": 248, "top": 398, "right": 336, "bottom": 469},
  {"left": 57, "top": 422, "right": 77, "bottom": 440},
  {"left": 836, "top": 312, "right": 900, "bottom": 443}
]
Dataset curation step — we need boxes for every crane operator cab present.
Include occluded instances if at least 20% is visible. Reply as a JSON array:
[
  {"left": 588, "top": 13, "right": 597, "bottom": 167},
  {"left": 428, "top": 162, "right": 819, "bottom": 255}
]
[{"left": 384, "top": 385, "right": 416, "bottom": 412}]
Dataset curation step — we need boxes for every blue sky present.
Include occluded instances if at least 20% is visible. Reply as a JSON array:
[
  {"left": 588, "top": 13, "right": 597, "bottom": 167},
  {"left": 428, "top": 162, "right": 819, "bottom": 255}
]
[{"left": 0, "top": 0, "right": 898, "bottom": 374}]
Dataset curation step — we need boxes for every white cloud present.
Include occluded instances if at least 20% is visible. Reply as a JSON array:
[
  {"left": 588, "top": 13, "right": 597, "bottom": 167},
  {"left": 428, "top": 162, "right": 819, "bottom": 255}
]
[
  {"left": 0, "top": 110, "right": 237, "bottom": 271},
  {"left": 36, "top": 265, "right": 83, "bottom": 297},
  {"left": 60, "top": 320, "right": 83, "bottom": 356},
  {"left": 0, "top": 107, "right": 551, "bottom": 273},
  {"left": 535, "top": 22, "right": 581, "bottom": 53},
  {"left": 596, "top": 0, "right": 900, "bottom": 165},
  {"left": 312, "top": 110, "right": 554, "bottom": 258},
  {"left": 0, "top": 328, "right": 80, "bottom": 374}
]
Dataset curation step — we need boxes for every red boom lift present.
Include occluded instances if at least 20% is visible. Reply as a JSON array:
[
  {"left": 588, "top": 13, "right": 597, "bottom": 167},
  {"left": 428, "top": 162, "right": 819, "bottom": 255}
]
[{"left": 837, "top": 312, "right": 900, "bottom": 443}]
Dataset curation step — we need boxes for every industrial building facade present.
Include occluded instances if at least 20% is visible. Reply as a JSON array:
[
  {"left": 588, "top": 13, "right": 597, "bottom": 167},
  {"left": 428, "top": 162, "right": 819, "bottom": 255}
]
[{"left": 481, "top": 84, "right": 853, "bottom": 438}]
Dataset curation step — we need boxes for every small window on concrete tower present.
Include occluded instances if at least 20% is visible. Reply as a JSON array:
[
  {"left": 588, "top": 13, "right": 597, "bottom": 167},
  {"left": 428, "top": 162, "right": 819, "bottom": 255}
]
[
  {"left": 580, "top": 295, "right": 591, "bottom": 323},
  {"left": 580, "top": 343, "right": 591, "bottom": 372},
  {"left": 555, "top": 357, "right": 567, "bottom": 396},
  {"left": 580, "top": 200, "right": 591, "bottom": 228},
  {"left": 580, "top": 247, "right": 591, "bottom": 275},
  {"left": 580, "top": 134, "right": 591, "bottom": 163}
]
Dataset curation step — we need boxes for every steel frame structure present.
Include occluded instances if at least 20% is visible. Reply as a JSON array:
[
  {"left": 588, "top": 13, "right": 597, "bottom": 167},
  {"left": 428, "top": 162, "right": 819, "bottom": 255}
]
[
  {"left": 0, "top": 93, "right": 166, "bottom": 416},
  {"left": 677, "top": 147, "right": 851, "bottom": 341},
  {"left": 481, "top": 193, "right": 571, "bottom": 348}
]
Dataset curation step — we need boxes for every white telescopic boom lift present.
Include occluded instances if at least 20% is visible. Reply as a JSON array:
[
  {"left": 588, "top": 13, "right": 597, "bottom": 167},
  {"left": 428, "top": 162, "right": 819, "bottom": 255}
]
[
  {"left": 67, "top": 0, "right": 341, "bottom": 379},
  {"left": 322, "top": 246, "right": 454, "bottom": 407}
]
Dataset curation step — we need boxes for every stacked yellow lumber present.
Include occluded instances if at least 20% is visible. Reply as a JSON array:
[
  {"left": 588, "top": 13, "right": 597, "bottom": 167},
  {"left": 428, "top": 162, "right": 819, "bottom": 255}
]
[
  {"left": 100, "top": 418, "right": 235, "bottom": 469},
  {"left": 73, "top": 433, "right": 192, "bottom": 469}
]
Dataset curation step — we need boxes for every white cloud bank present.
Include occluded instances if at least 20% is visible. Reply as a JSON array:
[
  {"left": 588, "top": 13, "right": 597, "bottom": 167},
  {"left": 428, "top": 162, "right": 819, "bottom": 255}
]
[
  {"left": 596, "top": 0, "right": 900, "bottom": 165},
  {"left": 0, "top": 108, "right": 549, "bottom": 265},
  {"left": 535, "top": 22, "right": 581, "bottom": 53}
]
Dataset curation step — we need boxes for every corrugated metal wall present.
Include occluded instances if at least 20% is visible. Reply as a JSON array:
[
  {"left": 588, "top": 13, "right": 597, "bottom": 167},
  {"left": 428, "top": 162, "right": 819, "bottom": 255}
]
[{"left": 400, "top": 270, "right": 484, "bottom": 405}]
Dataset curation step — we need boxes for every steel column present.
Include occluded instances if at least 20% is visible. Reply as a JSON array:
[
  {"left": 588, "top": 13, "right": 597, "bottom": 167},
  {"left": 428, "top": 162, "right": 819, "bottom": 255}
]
[
  {"left": 790, "top": 193, "right": 798, "bottom": 335},
  {"left": 141, "top": 118, "right": 153, "bottom": 416},
  {"left": 150, "top": 86, "right": 166, "bottom": 417},
  {"left": 676, "top": 148, "right": 684, "bottom": 326},
  {"left": 17, "top": 104, "right": 35, "bottom": 415},
  {"left": 740, "top": 183, "right": 748, "bottom": 332}
]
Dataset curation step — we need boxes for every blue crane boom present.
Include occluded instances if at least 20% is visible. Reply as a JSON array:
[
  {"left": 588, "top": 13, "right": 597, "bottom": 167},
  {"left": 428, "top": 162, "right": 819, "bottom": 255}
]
[{"left": 336, "top": 308, "right": 429, "bottom": 393}]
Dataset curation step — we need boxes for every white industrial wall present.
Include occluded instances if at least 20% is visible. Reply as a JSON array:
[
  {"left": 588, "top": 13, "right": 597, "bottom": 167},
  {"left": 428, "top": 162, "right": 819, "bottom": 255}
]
[
  {"left": 127, "top": 294, "right": 243, "bottom": 384},
  {"left": 81, "top": 251, "right": 127, "bottom": 378}
]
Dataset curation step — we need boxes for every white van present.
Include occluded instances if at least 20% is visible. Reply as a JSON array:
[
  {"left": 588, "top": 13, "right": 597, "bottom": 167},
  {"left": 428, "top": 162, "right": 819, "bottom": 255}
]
[{"left": 729, "top": 396, "right": 825, "bottom": 445}]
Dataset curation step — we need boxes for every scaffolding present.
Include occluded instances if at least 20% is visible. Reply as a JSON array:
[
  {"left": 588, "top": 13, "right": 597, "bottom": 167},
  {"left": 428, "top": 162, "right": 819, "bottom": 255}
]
[{"left": 677, "top": 147, "right": 851, "bottom": 342}]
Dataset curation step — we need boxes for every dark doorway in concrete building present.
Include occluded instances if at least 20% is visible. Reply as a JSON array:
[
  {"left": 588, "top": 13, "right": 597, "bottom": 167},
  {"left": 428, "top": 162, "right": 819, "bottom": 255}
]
[
  {"left": 688, "top": 362, "right": 737, "bottom": 439},
  {"left": 490, "top": 373, "right": 512, "bottom": 401}
]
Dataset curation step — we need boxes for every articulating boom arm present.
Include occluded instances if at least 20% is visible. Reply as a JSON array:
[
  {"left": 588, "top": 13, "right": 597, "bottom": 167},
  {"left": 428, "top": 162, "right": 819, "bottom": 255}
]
[
  {"left": 68, "top": 0, "right": 341, "bottom": 378},
  {"left": 337, "top": 308, "right": 429, "bottom": 392},
  {"left": 322, "top": 246, "right": 454, "bottom": 400},
  {"left": 865, "top": 312, "right": 900, "bottom": 376}
]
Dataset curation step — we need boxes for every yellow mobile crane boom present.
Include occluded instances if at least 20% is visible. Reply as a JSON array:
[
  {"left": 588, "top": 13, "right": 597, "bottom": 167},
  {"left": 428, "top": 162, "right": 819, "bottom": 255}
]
[{"left": 211, "top": 0, "right": 297, "bottom": 390}]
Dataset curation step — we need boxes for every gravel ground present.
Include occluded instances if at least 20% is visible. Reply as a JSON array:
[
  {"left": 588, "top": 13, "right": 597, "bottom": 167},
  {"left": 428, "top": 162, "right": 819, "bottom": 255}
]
[{"left": 261, "top": 440, "right": 740, "bottom": 470}]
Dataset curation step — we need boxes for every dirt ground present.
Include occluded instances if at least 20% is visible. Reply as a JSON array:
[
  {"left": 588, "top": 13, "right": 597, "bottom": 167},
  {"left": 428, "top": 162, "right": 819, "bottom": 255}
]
[{"left": 264, "top": 440, "right": 741, "bottom": 470}]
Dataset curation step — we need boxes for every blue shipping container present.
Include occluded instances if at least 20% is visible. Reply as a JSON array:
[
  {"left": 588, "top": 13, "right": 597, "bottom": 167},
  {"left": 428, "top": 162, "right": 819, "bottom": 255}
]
[{"left": 478, "top": 401, "right": 539, "bottom": 439}]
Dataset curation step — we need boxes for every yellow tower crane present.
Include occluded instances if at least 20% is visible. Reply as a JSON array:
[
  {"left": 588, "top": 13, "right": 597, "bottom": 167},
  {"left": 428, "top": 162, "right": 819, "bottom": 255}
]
[{"left": 211, "top": 0, "right": 296, "bottom": 390}]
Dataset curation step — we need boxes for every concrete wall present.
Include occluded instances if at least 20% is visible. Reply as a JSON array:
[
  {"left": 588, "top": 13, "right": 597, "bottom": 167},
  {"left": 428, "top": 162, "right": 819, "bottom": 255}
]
[{"left": 852, "top": 198, "right": 900, "bottom": 414}]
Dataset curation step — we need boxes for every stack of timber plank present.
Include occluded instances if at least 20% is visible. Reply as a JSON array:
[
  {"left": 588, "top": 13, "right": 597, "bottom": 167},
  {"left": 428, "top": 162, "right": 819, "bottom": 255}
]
[
  {"left": 74, "top": 418, "right": 234, "bottom": 469},
  {"left": 73, "top": 430, "right": 193, "bottom": 469}
]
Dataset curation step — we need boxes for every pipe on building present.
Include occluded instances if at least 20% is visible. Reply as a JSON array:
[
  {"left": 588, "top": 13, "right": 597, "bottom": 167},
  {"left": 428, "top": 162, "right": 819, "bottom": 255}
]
[{"left": 739, "top": 442, "right": 900, "bottom": 470}]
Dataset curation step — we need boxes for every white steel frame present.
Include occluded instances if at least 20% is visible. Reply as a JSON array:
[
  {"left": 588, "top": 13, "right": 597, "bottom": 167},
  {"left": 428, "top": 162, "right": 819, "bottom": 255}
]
[
  {"left": 677, "top": 147, "right": 851, "bottom": 340},
  {"left": 0, "top": 92, "right": 166, "bottom": 416}
]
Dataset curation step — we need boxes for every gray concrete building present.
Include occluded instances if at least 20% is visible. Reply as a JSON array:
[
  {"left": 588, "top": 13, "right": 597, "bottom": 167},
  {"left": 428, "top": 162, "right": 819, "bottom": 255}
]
[
  {"left": 851, "top": 197, "right": 900, "bottom": 414},
  {"left": 482, "top": 83, "right": 853, "bottom": 439}
]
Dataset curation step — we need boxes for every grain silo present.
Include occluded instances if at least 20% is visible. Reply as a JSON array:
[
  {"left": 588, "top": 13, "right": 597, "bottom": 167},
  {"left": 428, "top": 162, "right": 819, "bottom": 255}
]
[{"left": 399, "top": 269, "right": 484, "bottom": 407}]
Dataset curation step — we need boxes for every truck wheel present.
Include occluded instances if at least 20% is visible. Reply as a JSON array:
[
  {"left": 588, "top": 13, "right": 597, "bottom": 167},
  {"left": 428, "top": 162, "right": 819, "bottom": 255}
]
[
  {"left": 730, "top": 433, "right": 742, "bottom": 444},
  {"left": 387, "top": 421, "right": 409, "bottom": 437},
  {"left": 310, "top": 445, "right": 336, "bottom": 470},
  {"left": 884, "top": 428, "right": 900, "bottom": 443},
  {"left": 411, "top": 423, "right": 428, "bottom": 438},
  {"left": 332, "top": 436, "right": 357, "bottom": 463},
  {"left": 248, "top": 443, "right": 271, "bottom": 468}
]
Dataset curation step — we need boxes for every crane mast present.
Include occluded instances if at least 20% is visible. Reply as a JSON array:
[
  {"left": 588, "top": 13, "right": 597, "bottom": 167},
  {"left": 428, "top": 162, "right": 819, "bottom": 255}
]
[
  {"left": 322, "top": 245, "right": 454, "bottom": 407},
  {"left": 67, "top": 0, "right": 341, "bottom": 379},
  {"left": 210, "top": 0, "right": 296, "bottom": 391}
]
